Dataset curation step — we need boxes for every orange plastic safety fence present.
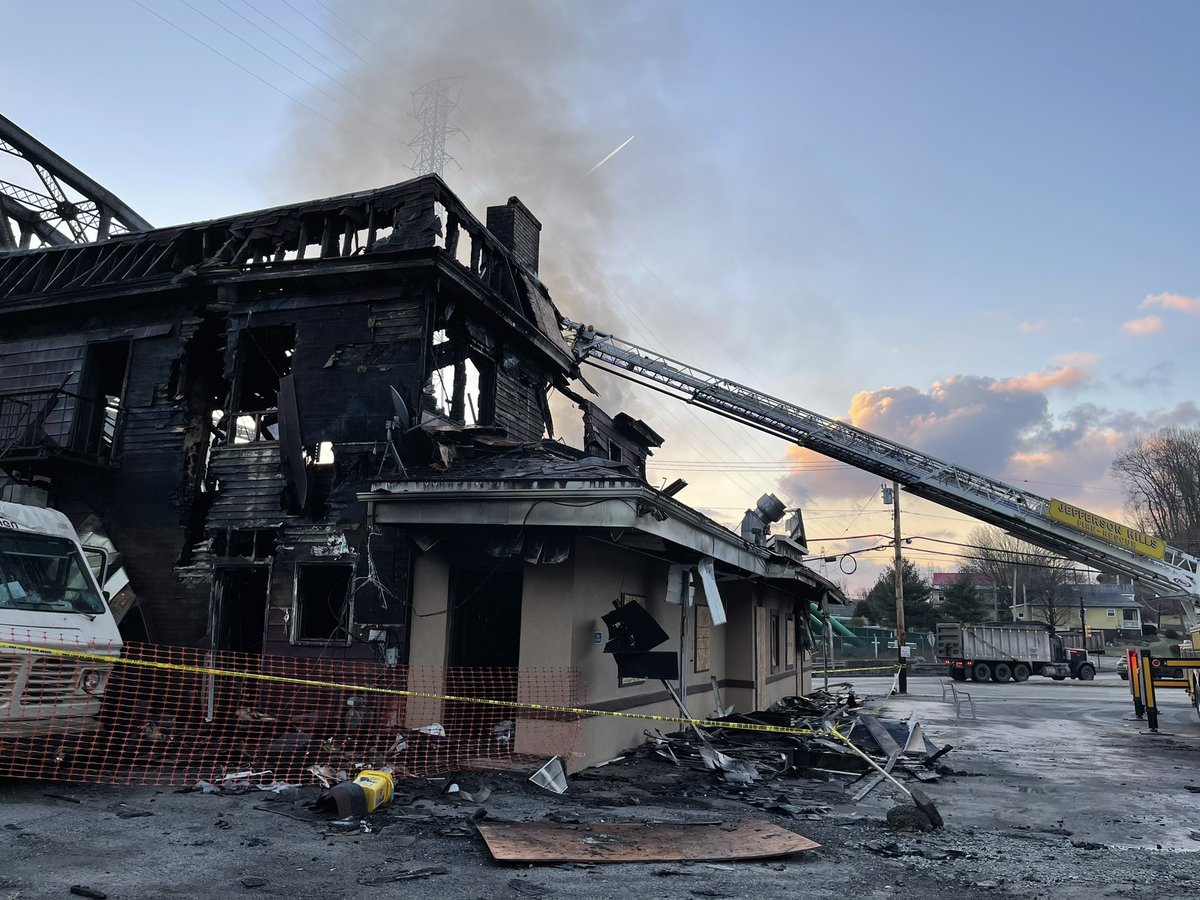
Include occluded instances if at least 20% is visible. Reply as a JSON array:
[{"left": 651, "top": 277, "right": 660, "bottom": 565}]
[{"left": 0, "top": 634, "right": 585, "bottom": 786}]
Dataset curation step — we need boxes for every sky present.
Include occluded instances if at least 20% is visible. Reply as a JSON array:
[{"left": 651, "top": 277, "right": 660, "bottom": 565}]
[{"left": 4, "top": 0, "right": 1198, "bottom": 594}]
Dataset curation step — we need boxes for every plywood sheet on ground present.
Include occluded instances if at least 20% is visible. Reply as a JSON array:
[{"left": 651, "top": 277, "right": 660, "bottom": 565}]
[{"left": 476, "top": 818, "right": 819, "bottom": 863}]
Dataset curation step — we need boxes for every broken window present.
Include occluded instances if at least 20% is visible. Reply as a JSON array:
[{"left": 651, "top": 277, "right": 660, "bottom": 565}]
[
  {"left": 225, "top": 324, "right": 294, "bottom": 444},
  {"left": 294, "top": 563, "right": 353, "bottom": 645},
  {"left": 769, "top": 611, "right": 781, "bottom": 673},
  {"left": 211, "top": 566, "right": 270, "bottom": 654},
  {"left": 694, "top": 603, "right": 712, "bottom": 673},
  {"left": 427, "top": 330, "right": 485, "bottom": 426}
]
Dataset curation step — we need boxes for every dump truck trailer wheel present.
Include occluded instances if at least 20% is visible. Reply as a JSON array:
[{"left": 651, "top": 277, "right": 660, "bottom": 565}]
[
  {"left": 1012, "top": 663, "right": 1030, "bottom": 682},
  {"left": 972, "top": 662, "right": 993, "bottom": 683},
  {"left": 993, "top": 662, "right": 1012, "bottom": 683}
]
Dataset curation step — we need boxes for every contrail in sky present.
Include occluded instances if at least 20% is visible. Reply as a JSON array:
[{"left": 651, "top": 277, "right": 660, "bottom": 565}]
[{"left": 587, "top": 135, "right": 635, "bottom": 175}]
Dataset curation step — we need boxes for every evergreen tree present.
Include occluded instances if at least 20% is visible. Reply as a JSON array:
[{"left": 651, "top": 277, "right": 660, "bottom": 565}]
[
  {"left": 938, "top": 574, "right": 988, "bottom": 623},
  {"left": 861, "top": 560, "right": 936, "bottom": 631}
]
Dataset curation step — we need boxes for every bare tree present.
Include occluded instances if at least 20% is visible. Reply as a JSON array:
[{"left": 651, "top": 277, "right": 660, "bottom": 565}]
[
  {"left": 1111, "top": 426, "right": 1200, "bottom": 555},
  {"left": 962, "top": 526, "right": 1079, "bottom": 627}
]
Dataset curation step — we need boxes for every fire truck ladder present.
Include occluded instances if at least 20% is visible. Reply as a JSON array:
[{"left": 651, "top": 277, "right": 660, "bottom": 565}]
[{"left": 562, "top": 321, "right": 1200, "bottom": 623}]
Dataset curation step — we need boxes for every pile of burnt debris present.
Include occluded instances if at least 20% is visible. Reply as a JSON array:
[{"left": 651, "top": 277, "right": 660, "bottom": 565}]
[{"left": 635, "top": 686, "right": 952, "bottom": 830}]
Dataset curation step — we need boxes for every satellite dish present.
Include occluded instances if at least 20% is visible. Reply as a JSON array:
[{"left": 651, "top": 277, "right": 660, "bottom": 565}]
[
  {"left": 390, "top": 386, "right": 410, "bottom": 427},
  {"left": 378, "top": 386, "right": 409, "bottom": 478}
]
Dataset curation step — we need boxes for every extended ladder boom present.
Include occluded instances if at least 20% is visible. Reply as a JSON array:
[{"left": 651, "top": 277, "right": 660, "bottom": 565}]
[{"left": 563, "top": 321, "right": 1200, "bottom": 611}]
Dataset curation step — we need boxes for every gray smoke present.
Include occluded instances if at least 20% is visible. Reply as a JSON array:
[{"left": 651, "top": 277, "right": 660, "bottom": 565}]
[{"left": 270, "top": 0, "right": 695, "bottom": 434}]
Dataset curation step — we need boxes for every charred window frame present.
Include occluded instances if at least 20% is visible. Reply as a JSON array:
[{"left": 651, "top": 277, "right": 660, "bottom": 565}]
[
  {"left": 769, "top": 610, "right": 781, "bottom": 674},
  {"left": 75, "top": 339, "right": 132, "bottom": 462},
  {"left": 427, "top": 327, "right": 494, "bottom": 426},
  {"left": 785, "top": 613, "right": 796, "bottom": 670},
  {"left": 224, "top": 324, "right": 295, "bottom": 444},
  {"left": 293, "top": 562, "right": 354, "bottom": 646}
]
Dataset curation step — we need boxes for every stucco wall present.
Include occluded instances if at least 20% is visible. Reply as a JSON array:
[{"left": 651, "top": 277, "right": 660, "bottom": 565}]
[
  {"left": 405, "top": 535, "right": 815, "bottom": 770},
  {"left": 405, "top": 548, "right": 450, "bottom": 729}
]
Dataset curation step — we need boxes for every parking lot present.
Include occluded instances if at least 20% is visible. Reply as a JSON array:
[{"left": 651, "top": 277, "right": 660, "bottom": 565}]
[{"left": 3, "top": 670, "right": 1199, "bottom": 899}]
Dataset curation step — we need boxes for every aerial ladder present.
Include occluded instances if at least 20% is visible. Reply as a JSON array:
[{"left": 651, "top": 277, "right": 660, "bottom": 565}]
[{"left": 561, "top": 321, "right": 1200, "bottom": 625}]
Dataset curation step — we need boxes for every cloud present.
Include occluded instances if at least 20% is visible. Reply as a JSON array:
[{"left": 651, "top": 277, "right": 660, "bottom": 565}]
[
  {"left": 993, "top": 353, "right": 1095, "bottom": 393},
  {"left": 1018, "top": 320, "right": 1048, "bottom": 335},
  {"left": 1121, "top": 315, "right": 1163, "bottom": 336},
  {"left": 1114, "top": 361, "right": 1175, "bottom": 392},
  {"left": 777, "top": 367, "right": 1200, "bottom": 518},
  {"left": 1140, "top": 292, "right": 1200, "bottom": 314}
]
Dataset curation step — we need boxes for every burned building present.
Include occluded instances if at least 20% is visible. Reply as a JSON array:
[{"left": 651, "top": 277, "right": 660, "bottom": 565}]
[
  {"left": 0, "top": 170, "right": 842, "bottom": 766},
  {"left": 0, "top": 176, "right": 573, "bottom": 652}
]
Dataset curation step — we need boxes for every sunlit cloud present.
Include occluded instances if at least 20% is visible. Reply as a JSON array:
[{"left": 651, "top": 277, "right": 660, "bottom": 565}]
[
  {"left": 1121, "top": 314, "right": 1163, "bottom": 336},
  {"left": 993, "top": 353, "right": 1095, "bottom": 392},
  {"left": 1018, "top": 320, "right": 1048, "bottom": 335},
  {"left": 1140, "top": 292, "right": 1200, "bottom": 314},
  {"left": 779, "top": 377, "right": 1200, "bottom": 515}
]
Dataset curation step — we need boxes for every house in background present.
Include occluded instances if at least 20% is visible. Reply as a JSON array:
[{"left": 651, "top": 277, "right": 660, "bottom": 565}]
[
  {"left": 931, "top": 572, "right": 1001, "bottom": 619},
  {"left": 1011, "top": 582, "right": 1144, "bottom": 642}
]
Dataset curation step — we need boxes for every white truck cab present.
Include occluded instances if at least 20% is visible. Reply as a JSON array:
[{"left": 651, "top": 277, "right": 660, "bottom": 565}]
[{"left": 0, "top": 500, "right": 123, "bottom": 738}]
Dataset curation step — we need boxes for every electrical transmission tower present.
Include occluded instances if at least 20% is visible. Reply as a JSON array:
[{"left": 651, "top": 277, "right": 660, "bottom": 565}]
[
  {"left": 0, "top": 113, "right": 150, "bottom": 251},
  {"left": 408, "top": 77, "right": 464, "bottom": 177}
]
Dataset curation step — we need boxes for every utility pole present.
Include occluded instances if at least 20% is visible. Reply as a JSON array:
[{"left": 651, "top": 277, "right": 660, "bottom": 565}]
[
  {"left": 1079, "top": 597, "right": 1087, "bottom": 651},
  {"left": 885, "top": 482, "right": 907, "bottom": 693}
]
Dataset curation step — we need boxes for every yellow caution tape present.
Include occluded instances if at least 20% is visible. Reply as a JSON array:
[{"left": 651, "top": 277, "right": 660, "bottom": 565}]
[{"left": 0, "top": 640, "right": 845, "bottom": 740}]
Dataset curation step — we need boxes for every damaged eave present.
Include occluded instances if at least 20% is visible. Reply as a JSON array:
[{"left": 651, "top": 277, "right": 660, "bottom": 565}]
[
  {"left": 761, "top": 559, "right": 848, "bottom": 602},
  {"left": 426, "top": 256, "right": 576, "bottom": 376},
  {"left": 359, "top": 479, "right": 776, "bottom": 577}
]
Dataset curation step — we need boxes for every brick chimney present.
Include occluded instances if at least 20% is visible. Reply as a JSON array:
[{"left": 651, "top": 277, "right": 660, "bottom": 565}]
[{"left": 486, "top": 196, "right": 542, "bottom": 274}]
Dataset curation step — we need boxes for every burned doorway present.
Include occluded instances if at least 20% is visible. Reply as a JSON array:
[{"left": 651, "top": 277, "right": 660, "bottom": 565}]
[
  {"left": 448, "top": 566, "right": 523, "bottom": 669},
  {"left": 211, "top": 566, "right": 270, "bottom": 655},
  {"left": 76, "top": 339, "right": 130, "bottom": 461},
  {"left": 446, "top": 565, "right": 523, "bottom": 747}
]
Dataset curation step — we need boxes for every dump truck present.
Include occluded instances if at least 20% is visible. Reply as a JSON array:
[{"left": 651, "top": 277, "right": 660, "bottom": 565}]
[
  {"left": 936, "top": 622, "right": 1095, "bottom": 683},
  {"left": 0, "top": 499, "right": 123, "bottom": 738}
]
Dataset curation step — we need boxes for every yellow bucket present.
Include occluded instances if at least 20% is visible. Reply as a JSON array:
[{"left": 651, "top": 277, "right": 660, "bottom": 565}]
[{"left": 352, "top": 769, "right": 395, "bottom": 812}]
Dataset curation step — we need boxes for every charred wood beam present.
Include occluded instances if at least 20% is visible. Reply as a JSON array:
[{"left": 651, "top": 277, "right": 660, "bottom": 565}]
[
  {"left": 0, "top": 176, "right": 575, "bottom": 384},
  {"left": 450, "top": 359, "right": 466, "bottom": 423},
  {"left": 431, "top": 339, "right": 471, "bottom": 369}
]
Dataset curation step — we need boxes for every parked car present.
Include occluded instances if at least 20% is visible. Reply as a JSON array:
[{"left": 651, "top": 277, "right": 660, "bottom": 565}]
[{"left": 1116, "top": 656, "right": 1128, "bottom": 680}]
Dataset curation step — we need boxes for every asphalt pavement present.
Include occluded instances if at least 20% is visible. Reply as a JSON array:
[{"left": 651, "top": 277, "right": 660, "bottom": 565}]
[
  {"left": 836, "top": 670, "right": 1200, "bottom": 852},
  {"left": 3, "top": 668, "right": 1199, "bottom": 898}
]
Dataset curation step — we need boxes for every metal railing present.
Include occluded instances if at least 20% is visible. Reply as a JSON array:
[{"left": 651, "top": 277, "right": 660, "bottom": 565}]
[{"left": 0, "top": 388, "right": 124, "bottom": 465}]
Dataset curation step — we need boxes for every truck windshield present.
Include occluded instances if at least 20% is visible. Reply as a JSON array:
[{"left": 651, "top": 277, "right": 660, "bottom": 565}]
[{"left": 0, "top": 530, "right": 106, "bottom": 615}]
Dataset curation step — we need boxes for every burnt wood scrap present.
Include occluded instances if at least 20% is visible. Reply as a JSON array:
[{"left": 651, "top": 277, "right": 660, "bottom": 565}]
[
  {"left": 0, "top": 175, "right": 582, "bottom": 658},
  {"left": 638, "top": 688, "right": 952, "bottom": 796}
]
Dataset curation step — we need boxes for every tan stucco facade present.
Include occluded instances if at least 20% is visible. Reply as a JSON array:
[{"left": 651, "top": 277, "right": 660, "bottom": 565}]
[{"left": 402, "top": 533, "right": 813, "bottom": 770}]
